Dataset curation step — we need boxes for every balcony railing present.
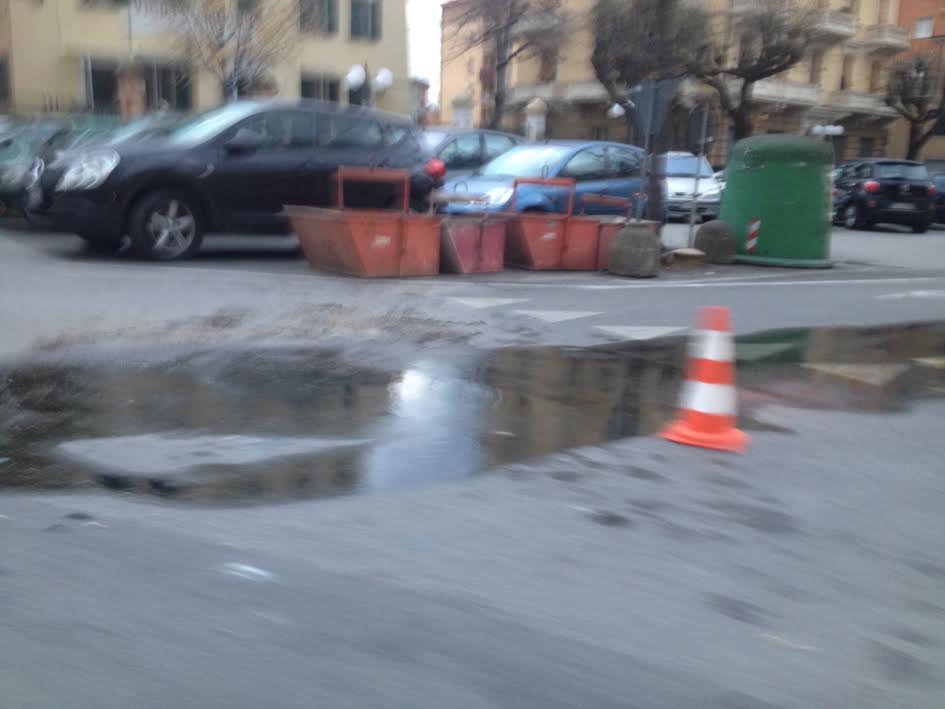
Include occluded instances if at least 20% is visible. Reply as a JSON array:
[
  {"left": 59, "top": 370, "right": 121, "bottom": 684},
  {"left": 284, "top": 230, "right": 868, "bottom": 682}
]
[
  {"left": 828, "top": 90, "right": 897, "bottom": 117},
  {"left": 811, "top": 9, "right": 856, "bottom": 42},
  {"left": 751, "top": 78, "right": 821, "bottom": 107},
  {"left": 860, "top": 24, "right": 910, "bottom": 54}
]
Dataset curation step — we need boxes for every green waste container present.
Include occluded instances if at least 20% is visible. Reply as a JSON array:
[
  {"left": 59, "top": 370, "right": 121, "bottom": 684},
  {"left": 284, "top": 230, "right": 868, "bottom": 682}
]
[{"left": 720, "top": 135, "right": 833, "bottom": 268}]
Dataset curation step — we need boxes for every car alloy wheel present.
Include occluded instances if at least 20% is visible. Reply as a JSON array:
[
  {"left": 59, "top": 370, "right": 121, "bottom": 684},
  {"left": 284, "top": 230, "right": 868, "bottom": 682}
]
[
  {"left": 144, "top": 198, "right": 197, "bottom": 259},
  {"left": 843, "top": 204, "right": 858, "bottom": 229}
]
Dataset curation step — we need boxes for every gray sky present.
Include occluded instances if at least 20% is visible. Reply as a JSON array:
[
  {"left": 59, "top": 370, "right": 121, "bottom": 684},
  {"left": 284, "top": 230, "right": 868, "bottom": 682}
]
[{"left": 407, "top": 0, "right": 444, "bottom": 104}]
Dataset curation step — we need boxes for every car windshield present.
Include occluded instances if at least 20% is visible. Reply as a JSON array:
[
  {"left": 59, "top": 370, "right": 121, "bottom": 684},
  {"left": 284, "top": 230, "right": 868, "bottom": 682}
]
[
  {"left": 165, "top": 103, "right": 260, "bottom": 147},
  {"left": 874, "top": 163, "right": 929, "bottom": 180},
  {"left": 480, "top": 145, "right": 571, "bottom": 177},
  {"left": 422, "top": 130, "right": 448, "bottom": 150},
  {"left": 662, "top": 155, "right": 714, "bottom": 178},
  {"left": 105, "top": 116, "right": 178, "bottom": 146}
]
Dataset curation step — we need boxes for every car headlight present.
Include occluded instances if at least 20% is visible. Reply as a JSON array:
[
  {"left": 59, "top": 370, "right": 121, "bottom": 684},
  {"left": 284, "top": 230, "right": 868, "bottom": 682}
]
[
  {"left": 55, "top": 150, "right": 120, "bottom": 192},
  {"left": 698, "top": 188, "right": 721, "bottom": 201},
  {"left": 476, "top": 187, "right": 513, "bottom": 207}
]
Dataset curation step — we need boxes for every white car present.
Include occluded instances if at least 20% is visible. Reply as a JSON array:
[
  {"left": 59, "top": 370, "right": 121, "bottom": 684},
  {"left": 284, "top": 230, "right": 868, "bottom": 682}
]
[{"left": 660, "top": 151, "right": 724, "bottom": 222}]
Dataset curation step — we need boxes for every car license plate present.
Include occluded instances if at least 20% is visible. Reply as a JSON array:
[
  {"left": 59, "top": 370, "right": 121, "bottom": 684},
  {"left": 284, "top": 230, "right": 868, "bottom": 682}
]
[{"left": 891, "top": 202, "right": 915, "bottom": 210}]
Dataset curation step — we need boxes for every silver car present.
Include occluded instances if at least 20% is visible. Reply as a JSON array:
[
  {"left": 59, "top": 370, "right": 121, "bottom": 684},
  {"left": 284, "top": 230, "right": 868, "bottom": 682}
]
[{"left": 660, "top": 151, "right": 723, "bottom": 222}]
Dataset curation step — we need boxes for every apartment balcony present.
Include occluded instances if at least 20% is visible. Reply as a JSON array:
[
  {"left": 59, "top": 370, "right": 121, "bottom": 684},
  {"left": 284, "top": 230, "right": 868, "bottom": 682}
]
[
  {"left": 860, "top": 24, "right": 910, "bottom": 54},
  {"left": 505, "top": 81, "right": 608, "bottom": 105},
  {"left": 810, "top": 9, "right": 856, "bottom": 44},
  {"left": 827, "top": 90, "right": 898, "bottom": 118},
  {"left": 751, "top": 78, "right": 821, "bottom": 108}
]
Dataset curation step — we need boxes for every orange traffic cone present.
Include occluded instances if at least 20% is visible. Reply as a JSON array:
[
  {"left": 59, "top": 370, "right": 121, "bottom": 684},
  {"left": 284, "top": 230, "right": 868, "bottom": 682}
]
[{"left": 662, "top": 306, "right": 749, "bottom": 453}]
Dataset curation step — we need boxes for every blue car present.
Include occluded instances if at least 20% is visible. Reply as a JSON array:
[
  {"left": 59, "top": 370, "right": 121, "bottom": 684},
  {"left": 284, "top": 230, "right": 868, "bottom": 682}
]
[{"left": 441, "top": 141, "right": 647, "bottom": 217}]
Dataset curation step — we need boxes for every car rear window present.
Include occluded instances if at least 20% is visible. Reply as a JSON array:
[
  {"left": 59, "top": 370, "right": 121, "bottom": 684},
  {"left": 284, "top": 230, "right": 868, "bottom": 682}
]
[{"left": 874, "top": 163, "right": 929, "bottom": 180}]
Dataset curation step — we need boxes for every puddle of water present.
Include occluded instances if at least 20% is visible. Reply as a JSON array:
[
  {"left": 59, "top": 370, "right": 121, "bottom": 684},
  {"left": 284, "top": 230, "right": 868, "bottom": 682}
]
[{"left": 1, "top": 323, "right": 943, "bottom": 505}]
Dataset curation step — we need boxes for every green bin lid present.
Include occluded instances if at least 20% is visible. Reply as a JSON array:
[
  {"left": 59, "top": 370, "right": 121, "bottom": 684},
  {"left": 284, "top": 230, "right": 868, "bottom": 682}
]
[{"left": 730, "top": 135, "right": 833, "bottom": 167}]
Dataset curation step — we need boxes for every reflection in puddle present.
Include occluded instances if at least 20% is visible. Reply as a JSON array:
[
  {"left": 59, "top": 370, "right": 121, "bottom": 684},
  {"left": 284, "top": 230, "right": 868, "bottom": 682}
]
[{"left": 1, "top": 322, "right": 944, "bottom": 505}]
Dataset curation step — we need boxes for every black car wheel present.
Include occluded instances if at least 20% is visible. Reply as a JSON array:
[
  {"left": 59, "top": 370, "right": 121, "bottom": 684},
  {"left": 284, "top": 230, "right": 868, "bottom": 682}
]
[
  {"left": 842, "top": 203, "right": 866, "bottom": 230},
  {"left": 128, "top": 189, "right": 203, "bottom": 261},
  {"left": 912, "top": 221, "right": 929, "bottom": 234}
]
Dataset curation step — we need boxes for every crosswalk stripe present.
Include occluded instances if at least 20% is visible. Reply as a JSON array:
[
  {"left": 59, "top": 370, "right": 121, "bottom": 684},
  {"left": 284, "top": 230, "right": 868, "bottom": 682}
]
[
  {"left": 594, "top": 326, "right": 687, "bottom": 340},
  {"left": 448, "top": 297, "right": 530, "bottom": 309},
  {"left": 512, "top": 310, "right": 602, "bottom": 323}
]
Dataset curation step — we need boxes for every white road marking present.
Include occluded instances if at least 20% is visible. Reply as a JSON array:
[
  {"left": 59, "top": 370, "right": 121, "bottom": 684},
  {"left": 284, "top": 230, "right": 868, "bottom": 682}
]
[
  {"left": 512, "top": 309, "right": 602, "bottom": 323},
  {"left": 875, "top": 290, "right": 945, "bottom": 300},
  {"left": 221, "top": 563, "right": 278, "bottom": 582},
  {"left": 802, "top": 363, "right": 911, "bottom": 387},
  {"left": 467, "top": 276, "right": 945, "bottom": 291},
  {"left": 913, "top": 356, "right": 945, "bottom": 369},
  {"left": 448, "top": 297, "right": 530, "bottom": 309},
  {"left": 595, "top": 326, "right": 687, "bottom": 340}
]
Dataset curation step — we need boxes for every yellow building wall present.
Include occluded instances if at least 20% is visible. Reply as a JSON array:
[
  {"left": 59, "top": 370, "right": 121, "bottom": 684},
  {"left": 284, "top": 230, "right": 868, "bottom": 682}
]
[
  {"left": 439, "top": 2, "right": 484, "bottom": 125},
  {"left": 5, "top": 0, "right": 410, "bottom": 115}
]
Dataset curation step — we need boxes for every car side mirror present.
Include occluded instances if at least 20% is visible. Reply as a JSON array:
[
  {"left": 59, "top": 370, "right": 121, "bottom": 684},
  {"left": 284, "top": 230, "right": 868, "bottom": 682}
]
[{"left": 224, "top": 128, "right": 263, "bottom": 154}]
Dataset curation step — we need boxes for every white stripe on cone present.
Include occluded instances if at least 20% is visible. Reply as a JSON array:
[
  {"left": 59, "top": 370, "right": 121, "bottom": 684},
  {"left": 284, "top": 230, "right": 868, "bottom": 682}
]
[
  {"left": 689, "top": 329, "right": 735, "bottom": 362},
  {"left": 681, "top": 381, "right": 737, "bottom": 416}
]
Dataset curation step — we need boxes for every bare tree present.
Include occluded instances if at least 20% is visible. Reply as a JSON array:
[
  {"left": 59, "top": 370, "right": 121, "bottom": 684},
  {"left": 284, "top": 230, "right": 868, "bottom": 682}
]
[
  {"left": 590, "top": 0, "right": 696, "bottom": 222},
  {"left": 684, "top": 0, "right": 823, "bottom": 140},
  {"left": 135, "top": 0, "right": 298, "bottom": 101},
  {"left": 446, "top": 0, "right": 565, "bottom": 129},
  {"left": 886, "top": 55, "right": 945, "bottom": 161}
]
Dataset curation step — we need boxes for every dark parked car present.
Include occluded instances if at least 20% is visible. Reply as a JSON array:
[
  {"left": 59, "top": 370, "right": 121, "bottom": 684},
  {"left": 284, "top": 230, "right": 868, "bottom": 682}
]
[
  {"left": 931, "top": 173, "right": 945, "bottom": 224},
  {"left": 833, "top": 159, "right": 935, "bottom": 233},
  {"left": 42, "top": 100, "right": 443, "bottom": 260},
  {"left": 422, "top": 128, "right": 522, "bottom": 176},
  {"left": 441, "top": 140, "right": 645, "bottom": 217}
]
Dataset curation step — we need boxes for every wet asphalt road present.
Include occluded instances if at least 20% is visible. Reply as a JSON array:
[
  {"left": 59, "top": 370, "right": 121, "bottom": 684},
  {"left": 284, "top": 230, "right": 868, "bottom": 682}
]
[
  {"left": 2, "top": 224, "right": 945, "bottom": 357},
  {"left": 2, "top": 223, "right": 945, "bottom": 707}
]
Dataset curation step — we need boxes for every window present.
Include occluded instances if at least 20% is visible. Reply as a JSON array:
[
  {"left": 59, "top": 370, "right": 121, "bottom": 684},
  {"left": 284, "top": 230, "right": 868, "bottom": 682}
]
[
  {"left": 146, "top": 65, "right": 191, "bottom": 111},
  {"left": 483, "top": 134, "right": 516, "bottom": 160},
  {"left": 914, "top": 17, "right": 933, "bottom": 39},
  {"left": 300, "top": 0, "right": 337, "bottom": 33},
  {"left": 351, "top": 0, "right": 381, "bottom": 40},
  {"left": 877, "top": 0, "right": 889, "bottom": 24},
  {"left": 809, "top": 51, "right": 823, "bottom": 84},
  {"left": 300, "top": 74, "right": 340, "bottom": 101},
  {"left": 869, "top": 61, "right": 883, "bottom": 94},
  {"left": 853, "top": 162, "right": 871, "bottom": 179},
  {"left": 537, "top": 48, "right": 557, "bottom": 83},
  {"left": 90, "top": 64, "right": 118, "bottom": 112},
  {"left": 229, "top": 110, "right": 316, "bottom": 149},
  {"left": 874, "top": 162, "right": 929, "bottom": 180},
  {"left": 859, "top": 138, "right": 875, "bottom": 157},
  {"left": 319, "top": 113, "right": 383, "bottom": 148},
  {"left": 840, "top": 55, "right": 855, "bottom": 91},
  {"left": 610, "top": 148, "right": 643, "bottom": 177},
  {"left": 438, "top": 134, "right": 482, "bottom": 169},
  {"left": 480, "top": 145, "right": 571, "bottom": 177},
  {"left": 560, "top": 147, "right": 609, "bottom": 181},
  {"left": 0, "top": 56, "right": 9, "bottom": 106}
]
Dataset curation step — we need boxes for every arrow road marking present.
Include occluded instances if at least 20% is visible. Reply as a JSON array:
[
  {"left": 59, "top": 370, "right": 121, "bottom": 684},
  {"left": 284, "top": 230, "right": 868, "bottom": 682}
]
[{"left": 875, "top": 290, "right": 945, "bottom": 300}]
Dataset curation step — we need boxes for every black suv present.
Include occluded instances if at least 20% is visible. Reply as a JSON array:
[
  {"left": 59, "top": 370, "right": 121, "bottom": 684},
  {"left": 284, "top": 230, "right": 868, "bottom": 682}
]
[
  {"left": 39, "top": 100, "right": 443, "bottom": 259},
  {"left": 833, "top": 159, "right": 935, "bottom": 233}
]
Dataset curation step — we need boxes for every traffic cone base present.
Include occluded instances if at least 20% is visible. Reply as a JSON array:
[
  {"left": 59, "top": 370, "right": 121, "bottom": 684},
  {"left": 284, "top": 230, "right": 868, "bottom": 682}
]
[
  {"left": 662, "top": 418, "right": 749, "bottom": 453},
  {"left": 660, "top": 306, "right": 749, "bottom": 454}
]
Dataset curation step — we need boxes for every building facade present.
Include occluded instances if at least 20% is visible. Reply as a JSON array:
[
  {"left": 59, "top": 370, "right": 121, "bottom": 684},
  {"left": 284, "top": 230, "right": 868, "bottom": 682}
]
[
  {"left": 888, "top": 0, "right": 945, "bottom": 167},
  {"left": 440, "top": 0, "right": 907, "bottom": 165},
  {"left": 0, "top": 0, "right": 409, "bottom": 116}
]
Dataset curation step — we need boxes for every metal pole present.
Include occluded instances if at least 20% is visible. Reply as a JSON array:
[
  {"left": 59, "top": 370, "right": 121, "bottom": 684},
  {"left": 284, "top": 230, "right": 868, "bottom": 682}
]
[
  {"left": 687, "top": 104, "right": 710, "bottom": 247},
  {"left": 643, "top": 83, "right": 660, "bottom": 222}
]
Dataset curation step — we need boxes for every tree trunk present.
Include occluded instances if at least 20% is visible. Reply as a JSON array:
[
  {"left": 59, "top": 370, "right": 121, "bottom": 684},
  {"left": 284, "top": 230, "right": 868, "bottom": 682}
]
[
  {"left": 731, "top": 100, "right": 753, "bottom": 140},
  {"left": 646, "top": 121, "right": 670, "bottom": 226},
  {"left": 906, "top": 120, "right": 923, "bottom": 161},
  {"left": 731, "top": 80, "right": 754, "bottom": 140},
  {"left": 490, "top": 61, "right": 507, "bottom": 130}
]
